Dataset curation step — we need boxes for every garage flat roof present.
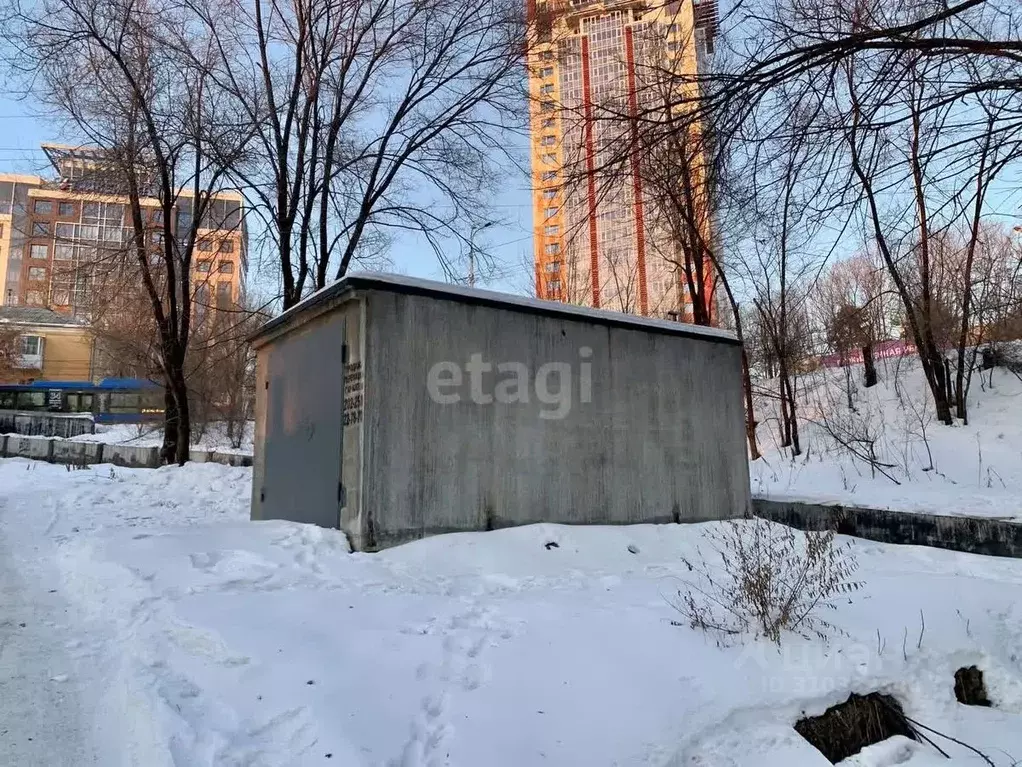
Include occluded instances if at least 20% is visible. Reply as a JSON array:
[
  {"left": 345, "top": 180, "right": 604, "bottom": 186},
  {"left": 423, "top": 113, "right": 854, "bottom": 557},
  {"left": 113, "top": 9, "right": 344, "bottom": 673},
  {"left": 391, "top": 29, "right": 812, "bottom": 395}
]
[{"left": 253, "top": 272, "right": 740, "bottom": 346}]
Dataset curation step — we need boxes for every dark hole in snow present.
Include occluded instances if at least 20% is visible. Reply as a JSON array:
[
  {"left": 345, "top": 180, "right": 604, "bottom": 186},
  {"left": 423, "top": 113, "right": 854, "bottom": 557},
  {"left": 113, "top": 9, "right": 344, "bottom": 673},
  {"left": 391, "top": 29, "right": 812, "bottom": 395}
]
[
  {"left": 794, "top": 692, "right": 915, "bottom": 764},
  {"left": 954, "top": 666, "right": 991, "bottom": 707},
  {"left": 627, "top": 544, "right": 639, "bottom": 554},
  {"left": 544, "top": 541, "right": 559, "bottom": 550}
]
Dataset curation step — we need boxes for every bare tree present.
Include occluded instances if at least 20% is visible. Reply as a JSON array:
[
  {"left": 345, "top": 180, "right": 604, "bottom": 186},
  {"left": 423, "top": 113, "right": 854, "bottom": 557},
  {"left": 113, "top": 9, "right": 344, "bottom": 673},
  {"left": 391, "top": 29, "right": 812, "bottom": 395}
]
[
  {"left": 0, "top": 325, "right": 21, "bottom": 383},
  {"left": 188, "top": 0, "right": 525, "bottom": 309},
  {"left": 7, "top": 0, "right": 251, "bottom": 463}
]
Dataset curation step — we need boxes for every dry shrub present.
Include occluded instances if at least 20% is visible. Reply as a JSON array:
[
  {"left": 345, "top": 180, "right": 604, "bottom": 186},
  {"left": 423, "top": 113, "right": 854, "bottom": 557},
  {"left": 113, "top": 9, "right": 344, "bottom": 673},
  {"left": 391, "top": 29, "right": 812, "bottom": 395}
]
[{"left": 671, "top": 518, "right": 862, "bottom": 644}]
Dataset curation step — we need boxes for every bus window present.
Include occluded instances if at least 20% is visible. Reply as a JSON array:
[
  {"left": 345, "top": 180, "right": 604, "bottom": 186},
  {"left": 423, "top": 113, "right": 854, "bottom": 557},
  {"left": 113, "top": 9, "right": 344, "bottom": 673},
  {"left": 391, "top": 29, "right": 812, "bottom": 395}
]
[
  {"left": 109, "top": 392, "right": 141, "bottom": 413},
  {"left": 17, "top": 391, "right": 46, "bottom": 410},
  {"left": 0, "top": 391, "right": 15, "bottom": 409},
  {"left": 79, "top": 393, "right": 95, "bottom": 413},
  {"left": 140, "top": 391, "right": 164, "bottom": 413}
]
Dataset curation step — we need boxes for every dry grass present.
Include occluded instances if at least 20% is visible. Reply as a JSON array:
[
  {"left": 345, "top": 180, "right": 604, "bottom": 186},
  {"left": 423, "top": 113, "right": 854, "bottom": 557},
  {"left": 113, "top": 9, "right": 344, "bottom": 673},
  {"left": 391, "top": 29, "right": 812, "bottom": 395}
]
[{"left": 670, "top": 518, "right": 862, "bottom": 644}]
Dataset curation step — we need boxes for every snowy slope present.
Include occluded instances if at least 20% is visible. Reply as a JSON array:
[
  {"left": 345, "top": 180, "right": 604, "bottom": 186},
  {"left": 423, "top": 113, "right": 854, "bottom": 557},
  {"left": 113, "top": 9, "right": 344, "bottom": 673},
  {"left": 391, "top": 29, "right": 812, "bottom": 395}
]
[
  {"left": 4, "top": 458, "right": 1022, "bottom": 765},
  {"left": 751, "top": 356, "right": 1022, "bottom": 519}
]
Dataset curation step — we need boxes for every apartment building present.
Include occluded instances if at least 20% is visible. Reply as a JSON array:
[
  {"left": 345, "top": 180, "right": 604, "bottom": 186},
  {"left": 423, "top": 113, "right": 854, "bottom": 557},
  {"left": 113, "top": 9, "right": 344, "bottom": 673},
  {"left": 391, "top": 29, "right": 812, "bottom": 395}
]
[
  {"left": 0, "top": 144, "right": 246, "bottom": 316},
  {"left": 527, "top": 0, "right": 716, "bottom": 320}
]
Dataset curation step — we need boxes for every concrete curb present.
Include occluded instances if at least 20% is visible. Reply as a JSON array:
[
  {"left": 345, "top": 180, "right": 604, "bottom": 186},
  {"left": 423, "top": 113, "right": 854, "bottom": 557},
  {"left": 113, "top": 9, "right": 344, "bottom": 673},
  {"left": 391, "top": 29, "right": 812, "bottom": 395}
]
[{"left": 753, "top": 497, "right": 1022, "bottom": 559}]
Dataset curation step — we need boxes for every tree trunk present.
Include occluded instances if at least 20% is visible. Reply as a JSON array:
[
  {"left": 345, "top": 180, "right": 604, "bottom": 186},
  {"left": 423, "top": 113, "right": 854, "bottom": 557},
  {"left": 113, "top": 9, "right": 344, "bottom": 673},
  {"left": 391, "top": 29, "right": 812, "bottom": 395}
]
[
  {"left": 778, "top": 364, "right": 792, "bottom": 449},
  {"left": 845, "top": 364, "right": 855, "bottom": 411},
  {"left": 160, "top": 384, "right": 179, "bottom": 465},
  {"left": 174, "top": 379, "right": 191, "bottom": 466},
  {"left": 161, "top": 348, "right": 191, "bottom": 466},
  {"left": 740, "top": 346, "right": 760, "bottom": 460},
  {"left": 862, "top": 343, "right": 877, "bottom": 387},
  {"left": 923, "top": 346, "right": 954, "bottom": 425},
  {"left": 781, "top": 369, "right": 801, "bottom": 456}
]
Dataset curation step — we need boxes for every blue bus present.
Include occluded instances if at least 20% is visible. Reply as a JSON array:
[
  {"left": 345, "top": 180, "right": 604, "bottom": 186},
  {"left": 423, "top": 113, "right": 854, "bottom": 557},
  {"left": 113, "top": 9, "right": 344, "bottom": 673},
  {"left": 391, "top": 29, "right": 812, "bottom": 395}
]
[{"left": 0, "top": 377, "right": 164, "bottom": 424}]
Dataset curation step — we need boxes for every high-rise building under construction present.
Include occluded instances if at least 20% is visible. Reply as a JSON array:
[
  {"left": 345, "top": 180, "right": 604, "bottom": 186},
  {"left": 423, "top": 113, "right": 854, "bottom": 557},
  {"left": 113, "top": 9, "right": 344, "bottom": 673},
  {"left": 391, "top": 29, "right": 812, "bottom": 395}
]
[{"left": 527, "top": 0, "right": 716, "bottom": 319}]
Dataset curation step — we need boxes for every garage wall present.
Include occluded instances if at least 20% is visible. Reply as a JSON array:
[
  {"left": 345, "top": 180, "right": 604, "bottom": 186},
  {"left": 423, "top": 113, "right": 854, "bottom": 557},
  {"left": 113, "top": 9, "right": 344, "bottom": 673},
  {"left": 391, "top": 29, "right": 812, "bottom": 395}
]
[{"left": 360, "top": 289, "right": 749, "bottom": 549}]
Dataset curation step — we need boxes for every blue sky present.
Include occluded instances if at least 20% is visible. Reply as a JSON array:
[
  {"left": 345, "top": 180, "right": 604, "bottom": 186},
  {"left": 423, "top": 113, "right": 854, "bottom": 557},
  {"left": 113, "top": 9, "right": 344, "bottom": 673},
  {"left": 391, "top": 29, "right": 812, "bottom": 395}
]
[{"left": 0, "top": 94, "right": 536, "bottom": 302}]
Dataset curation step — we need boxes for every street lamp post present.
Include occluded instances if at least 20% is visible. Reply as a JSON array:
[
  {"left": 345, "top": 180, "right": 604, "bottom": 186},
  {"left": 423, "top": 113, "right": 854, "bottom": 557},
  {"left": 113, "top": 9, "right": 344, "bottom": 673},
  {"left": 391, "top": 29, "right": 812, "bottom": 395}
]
[{"left": 469, "top": 220, "right": 497, "bottom": 287}]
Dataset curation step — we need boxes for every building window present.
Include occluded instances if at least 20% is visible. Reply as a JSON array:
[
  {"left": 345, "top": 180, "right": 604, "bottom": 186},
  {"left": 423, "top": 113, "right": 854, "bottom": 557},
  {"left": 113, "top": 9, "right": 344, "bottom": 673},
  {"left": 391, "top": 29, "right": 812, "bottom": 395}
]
[
  {"left": 55, "top": 223, "right": 75, "bottom": 239},
  {"left": 541, "top": 171, "right": 557, "bottom": 182},
  {"left": 26, "top": 291, "right": 44, "bottom": 306},
  {"left": 32, "top": 221, "right": 51, "bottom": 236},
  {"left": 542, "top": 118, "right": 555, "bottom": 129},
  {"left": 196, "top": 260, "right": 212, "bottom": 273},
  {"left": 544, "top": 224, "right": 559, "bottom": 235},
  {"left": 546, "top": 261, "right": 560, "bottom": 272},
  {"left": 55, "top": 243, "right": 75, "bottom": 260},
  {"left": 33, "top": 200, "right": 53, "bottom": 215},
  {"left": 19, "top": 335, "right": 41, "bottom": 356},
  {"left": 544, "top": 242, "right": 561, "bottom": 254},
  {"left": 218, "top": 260, "right": 234, "bottom": 274},
  {"left": 541, "top": 101, "right": 555, "bottom": 112},
  {"left": 197, "top": 239, "right": 215, "bottom": 252},
  {"left": 216, "top": 281, "right": 232, "bottom": 305},
  {"left": 176, "top": 208, "right": 193, "bottom": 232},
  {"left": 58, "top": 202, "right": 75, "bottom": 217},
  {"left": 543, "top": 189, "right": 557, "bottom": 200},
  {"left": 30, "top": 244, "right": 49, "bottom": 260},
  {"left": 544, "top": 206, "right": 558, "bottom": 218},
  {"left": 28, "top": 266, "right": 48, "bottom": 281},
  {"left": 219, "top": 239, "right": 234, "bottom": 253},
  {"left": 541, "top": 50, "right": 554, "bottom": 61},
  {"left": 540, "top": 67, "right": 554, "bottom": 78},
  {"left": 540, "top": 135, "right": 556, "bottom": 146},
  {"left": 542, "top": 153, "right": 556, "bottom": 164},
  {"left": 540, "top": 83, "right": 554, "bottom": 95},
  {"left": 548, "top": 279, "right": 562, "bottom": 290}
]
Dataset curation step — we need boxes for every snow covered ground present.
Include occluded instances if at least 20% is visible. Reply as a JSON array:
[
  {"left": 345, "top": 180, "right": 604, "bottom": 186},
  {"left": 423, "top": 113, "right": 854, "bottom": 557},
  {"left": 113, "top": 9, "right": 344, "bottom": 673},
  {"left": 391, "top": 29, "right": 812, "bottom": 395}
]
[
  {"left": 69, "top": 421, "right": 254, "bottom": 455},
  {"left": 751, "top": 357, "right": 1022, "bottom": 520},
  {"left": 4, "top": 458, "right": 1022, "bottom": 765}
]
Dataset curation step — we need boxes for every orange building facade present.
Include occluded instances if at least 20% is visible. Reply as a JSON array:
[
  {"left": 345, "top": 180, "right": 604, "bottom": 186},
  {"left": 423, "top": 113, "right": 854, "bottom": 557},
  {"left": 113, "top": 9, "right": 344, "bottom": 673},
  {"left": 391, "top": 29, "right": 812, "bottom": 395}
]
[
  {"left": 527, "top": 0, "right": 716, "bottom": 320},
  {"left": 0, "top": 145, "right": 246, "bottom": 317}
]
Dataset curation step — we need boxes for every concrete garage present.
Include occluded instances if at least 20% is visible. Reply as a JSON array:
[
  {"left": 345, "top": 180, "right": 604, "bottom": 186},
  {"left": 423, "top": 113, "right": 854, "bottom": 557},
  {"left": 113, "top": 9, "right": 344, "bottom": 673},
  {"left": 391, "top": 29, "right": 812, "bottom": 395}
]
[{"left": 250, "top": 273, "right": 750, "bottom": 550}]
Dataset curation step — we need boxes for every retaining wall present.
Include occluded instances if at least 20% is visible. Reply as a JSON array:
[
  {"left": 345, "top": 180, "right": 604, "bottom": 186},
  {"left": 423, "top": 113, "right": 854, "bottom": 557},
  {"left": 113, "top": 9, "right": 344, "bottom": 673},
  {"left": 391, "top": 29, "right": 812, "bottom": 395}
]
[
  {"left": 0, "top": 434, "right": 252, "bottom": 469},
  {"left": 0, "top": 410, "right": 96, "bottom": 439},
  {"left": 753, "top": 497, "right": 1022, "bottom": 559}
]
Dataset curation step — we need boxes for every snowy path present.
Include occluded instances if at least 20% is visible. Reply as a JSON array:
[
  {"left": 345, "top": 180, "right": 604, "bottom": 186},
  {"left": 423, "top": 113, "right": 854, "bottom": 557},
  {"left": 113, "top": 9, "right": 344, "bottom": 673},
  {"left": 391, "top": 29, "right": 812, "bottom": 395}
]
[
  {"left": 0, "top": 495, "right": 98, "bottom": 766},
  {"left": 5, "top": 458, "right": 1022, "bottom": 765}
]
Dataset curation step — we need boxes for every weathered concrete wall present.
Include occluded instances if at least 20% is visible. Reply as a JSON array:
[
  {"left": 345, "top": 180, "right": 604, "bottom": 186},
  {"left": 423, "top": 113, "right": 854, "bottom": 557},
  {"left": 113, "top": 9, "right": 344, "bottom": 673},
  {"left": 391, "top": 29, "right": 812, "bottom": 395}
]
[
  {"left": 1, "top": 436, "right": 250, "bottom": 469},
  {"left": 102, "top": 444, "right": 161, "bottom": 468},
  {"left": 51, "top": 439, "right": 103, "bottom": 465},
  {"left": 0, "top": 410, "right": 95, "bottom": 439},
  {"left": 250, "top": 305, "right": 348, "bottom": 527},
  {"left": 754, "top": 498, "right": 1022, "bottom": 559},
  {"left": 359, "top": 290, "right": 749, "bottom": 550},
  {"left": 4, "top": 435, "right": 54, "bottom": 461}
]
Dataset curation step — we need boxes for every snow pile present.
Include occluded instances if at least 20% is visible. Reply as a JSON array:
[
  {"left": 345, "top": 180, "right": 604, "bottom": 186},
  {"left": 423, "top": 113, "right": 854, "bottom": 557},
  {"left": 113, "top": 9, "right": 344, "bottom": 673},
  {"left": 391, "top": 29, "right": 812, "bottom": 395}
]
[
  {"left": 751, "top": 357, "right": 1022, "bottom": 519},
  {"left": 4, "top": 458, "right": 1022, "bottom": 765},
  {"left": 70, "top": 421, "right": 254, "bottom": 455}
]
